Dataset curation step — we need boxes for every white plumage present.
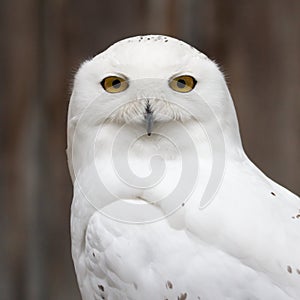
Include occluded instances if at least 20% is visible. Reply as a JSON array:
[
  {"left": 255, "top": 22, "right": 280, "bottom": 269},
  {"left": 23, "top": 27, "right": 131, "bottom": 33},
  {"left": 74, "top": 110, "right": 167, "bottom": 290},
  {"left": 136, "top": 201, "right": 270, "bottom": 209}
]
[{"left": 67, "top": 35, "right": 300, "bottom": 300}]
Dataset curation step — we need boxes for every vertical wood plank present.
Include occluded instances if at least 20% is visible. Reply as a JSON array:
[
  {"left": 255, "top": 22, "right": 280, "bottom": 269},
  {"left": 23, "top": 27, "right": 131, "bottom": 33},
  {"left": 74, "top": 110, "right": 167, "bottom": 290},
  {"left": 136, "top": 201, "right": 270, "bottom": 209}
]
[{"left": 0, "top": 0, "right": 40, "bottom": 299}]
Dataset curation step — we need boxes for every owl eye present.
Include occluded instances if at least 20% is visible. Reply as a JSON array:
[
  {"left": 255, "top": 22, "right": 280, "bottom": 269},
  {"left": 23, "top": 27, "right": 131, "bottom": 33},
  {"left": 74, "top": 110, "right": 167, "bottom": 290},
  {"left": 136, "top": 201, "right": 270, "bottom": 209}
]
[
  {"left": 101, "top": 76, "right": 128, "bottom": 93},
  {"left": 169, "top": 75, "right": 197, "bottom": 93}
]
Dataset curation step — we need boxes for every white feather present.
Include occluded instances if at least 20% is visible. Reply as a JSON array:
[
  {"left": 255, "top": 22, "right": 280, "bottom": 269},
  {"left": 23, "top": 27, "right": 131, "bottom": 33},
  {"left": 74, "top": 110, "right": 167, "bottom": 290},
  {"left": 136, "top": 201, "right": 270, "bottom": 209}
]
[{"left": 67, "top": 35, "right": 300, "bottom": 300}]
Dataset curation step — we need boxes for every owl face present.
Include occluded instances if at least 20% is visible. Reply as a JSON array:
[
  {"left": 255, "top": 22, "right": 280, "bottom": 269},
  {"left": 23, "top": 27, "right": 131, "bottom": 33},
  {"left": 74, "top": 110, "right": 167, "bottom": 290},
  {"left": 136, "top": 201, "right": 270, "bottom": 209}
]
[
  {"left": 70, "top": 35, "right": 231, "bottom": 136},
  {"left": 68, "top": 36, "right": 241, "bottom": 213}
]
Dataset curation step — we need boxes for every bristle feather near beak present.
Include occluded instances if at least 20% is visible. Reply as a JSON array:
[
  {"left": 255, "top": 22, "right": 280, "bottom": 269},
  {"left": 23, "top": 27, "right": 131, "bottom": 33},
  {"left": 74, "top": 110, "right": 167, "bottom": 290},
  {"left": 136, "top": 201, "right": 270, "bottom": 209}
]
[{"left": 145, "top": 104, "right": 153, "bottom": 136}]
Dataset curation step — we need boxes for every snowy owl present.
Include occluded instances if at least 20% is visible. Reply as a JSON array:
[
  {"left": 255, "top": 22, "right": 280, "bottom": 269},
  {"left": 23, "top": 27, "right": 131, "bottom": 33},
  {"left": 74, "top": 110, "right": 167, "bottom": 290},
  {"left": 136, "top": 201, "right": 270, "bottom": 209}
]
[{"left": 67, "top": 35, "right": 300, "bottom": 300}]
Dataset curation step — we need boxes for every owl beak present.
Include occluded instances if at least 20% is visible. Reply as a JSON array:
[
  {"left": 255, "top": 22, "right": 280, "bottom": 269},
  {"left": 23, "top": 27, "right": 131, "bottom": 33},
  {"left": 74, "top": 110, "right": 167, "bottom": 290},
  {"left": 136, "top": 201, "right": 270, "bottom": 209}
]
[{"left": 145, "top": 105, "right": 153, "bottom": 136}]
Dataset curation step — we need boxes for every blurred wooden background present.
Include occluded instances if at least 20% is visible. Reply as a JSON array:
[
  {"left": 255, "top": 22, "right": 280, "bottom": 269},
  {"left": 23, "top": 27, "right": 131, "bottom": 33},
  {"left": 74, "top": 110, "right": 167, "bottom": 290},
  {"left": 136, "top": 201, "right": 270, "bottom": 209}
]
[{"left": 0, "top": 0, "right": 299, "bottom": 299}]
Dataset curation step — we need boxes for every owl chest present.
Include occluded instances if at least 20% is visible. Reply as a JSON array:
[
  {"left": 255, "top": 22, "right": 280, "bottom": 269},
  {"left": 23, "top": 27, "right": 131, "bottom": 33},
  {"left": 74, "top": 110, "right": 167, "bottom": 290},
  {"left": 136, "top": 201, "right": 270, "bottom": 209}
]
[{"left": 95, "top": 135, "right": 183, "bottom": 200}]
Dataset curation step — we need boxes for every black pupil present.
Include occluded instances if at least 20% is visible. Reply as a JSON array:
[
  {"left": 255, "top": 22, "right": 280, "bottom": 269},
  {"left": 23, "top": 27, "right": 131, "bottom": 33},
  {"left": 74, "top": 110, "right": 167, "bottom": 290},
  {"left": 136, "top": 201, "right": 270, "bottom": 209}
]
[
  {"left": 177, "top": 79, "right": 186, "bottom": 89},
  {"left": 112, "top": 79, "right": 121, "bottom": 88}
]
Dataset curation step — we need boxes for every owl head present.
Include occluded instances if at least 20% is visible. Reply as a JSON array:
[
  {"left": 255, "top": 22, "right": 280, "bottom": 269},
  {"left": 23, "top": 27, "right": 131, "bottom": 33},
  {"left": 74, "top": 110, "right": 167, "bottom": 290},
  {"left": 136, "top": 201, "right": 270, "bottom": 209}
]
[
  {"left": 68, "top": 35, "right": 241, "bottom": 139},
  {"left": 67, "top": 35, "right": 244, "bottom": 216}
]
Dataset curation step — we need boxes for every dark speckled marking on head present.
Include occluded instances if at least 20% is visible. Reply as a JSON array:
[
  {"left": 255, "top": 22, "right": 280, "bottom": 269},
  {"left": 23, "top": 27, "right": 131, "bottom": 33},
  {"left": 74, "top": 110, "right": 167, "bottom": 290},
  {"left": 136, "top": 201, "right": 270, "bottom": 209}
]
[
  {"left": 292, "top": 211, "right": 300, "bottom": 219},
  {"left": 135, "top": 35, "right": 171, "bottom": 43},
  {"left": 296, "top": 269, "right": 300, "bottom": 275},
  {"left": 112, "top": 35, "right": 204, "bottom": 59},
  {"left": 287, "top": 265, "right": 292, "bottom": 273},
  {"left": 178, "top": 293, "right": 187, "bottom": 300},
  {"left": 271, "top": 192, "right": 276, "bottom": 196}
]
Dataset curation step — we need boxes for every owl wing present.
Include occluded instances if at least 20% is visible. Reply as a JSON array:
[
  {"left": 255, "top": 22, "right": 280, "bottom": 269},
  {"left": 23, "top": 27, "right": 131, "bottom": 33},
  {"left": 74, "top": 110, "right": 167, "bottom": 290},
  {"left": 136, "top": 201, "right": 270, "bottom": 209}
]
[{"left": 184, "top": 159, "right": 300, "bottom": 299}]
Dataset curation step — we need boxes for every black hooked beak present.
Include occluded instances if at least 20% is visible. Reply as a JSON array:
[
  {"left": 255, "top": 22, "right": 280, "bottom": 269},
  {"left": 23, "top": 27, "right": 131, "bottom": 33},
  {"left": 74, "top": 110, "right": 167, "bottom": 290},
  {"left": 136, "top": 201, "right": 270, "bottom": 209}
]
[{"left": 145, "top": 103, "right": 153, "bottom": 136}]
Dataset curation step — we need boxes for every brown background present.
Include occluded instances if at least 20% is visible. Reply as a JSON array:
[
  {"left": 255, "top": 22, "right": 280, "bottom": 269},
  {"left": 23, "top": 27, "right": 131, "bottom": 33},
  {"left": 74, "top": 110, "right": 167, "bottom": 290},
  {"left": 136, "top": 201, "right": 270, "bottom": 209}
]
[{"left": 0, "top": 0, "right": 299, "bottom": 299}]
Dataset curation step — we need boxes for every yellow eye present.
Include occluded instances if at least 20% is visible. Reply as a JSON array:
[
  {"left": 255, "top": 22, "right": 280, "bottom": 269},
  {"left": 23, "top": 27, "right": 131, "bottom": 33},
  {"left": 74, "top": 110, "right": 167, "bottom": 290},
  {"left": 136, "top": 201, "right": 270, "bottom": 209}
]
[
  {"left": 101, "top": 76, "right": 128, "bottom": 93},
  {"left": 169, "top": 75, "right": 197, "bottom": 93}
]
